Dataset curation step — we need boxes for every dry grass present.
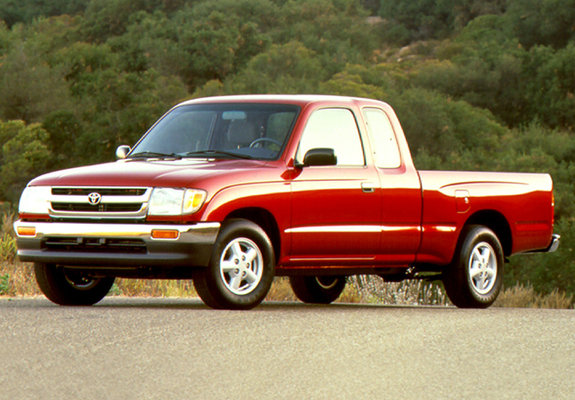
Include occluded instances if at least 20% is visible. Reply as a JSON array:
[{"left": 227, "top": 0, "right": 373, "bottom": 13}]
[
  {"left": 112, "top": 278, "right": 197, "bottom": 297},
  {"left": 348, "top": 275, "right": 450, "bottom": 306},
  {"left": 494, "top": 284, "right": 573, "bottom": 309},
  {"left": 265, "top": 277, "right": 297, "bottom": 302},
  {"left": 2, "top": 260, "right": 573, "bottom": 309},
  {"left": 265, "top": 277, "right": 365, "bottom": 304},
  {"left": 0, "top": 261, "right": 42, "bottom": 297}
]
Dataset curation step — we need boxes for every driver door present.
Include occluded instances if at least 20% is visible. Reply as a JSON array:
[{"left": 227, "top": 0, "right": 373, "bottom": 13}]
[{"left": 288, "top": 108, "right": 381, "bottom": 264}]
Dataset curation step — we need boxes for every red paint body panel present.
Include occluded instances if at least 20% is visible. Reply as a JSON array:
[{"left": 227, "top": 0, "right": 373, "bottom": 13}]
[
  {"left": 416, "top": 171, "right": 554, "bottom": 264},
  {"left": 21, "top": 95, "right": 556, "bottom": 272}
]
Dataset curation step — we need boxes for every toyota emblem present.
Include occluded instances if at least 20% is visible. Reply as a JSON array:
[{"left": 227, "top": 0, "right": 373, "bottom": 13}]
[{"left": 87, "top": 192, "right": 102, "bottom": 205}]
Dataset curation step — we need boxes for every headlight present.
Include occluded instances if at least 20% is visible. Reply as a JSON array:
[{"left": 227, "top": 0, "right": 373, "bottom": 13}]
[
  {"left": 148, "top": 188, "right": 206, "bottom": 216},
  {"left": 18, "top": 186, "right": 51, "bottom": 215}
]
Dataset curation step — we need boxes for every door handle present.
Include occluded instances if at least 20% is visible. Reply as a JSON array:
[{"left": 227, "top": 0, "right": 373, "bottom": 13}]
[{"left": 361, "top": 182, "right": 376, "bottom": 193}]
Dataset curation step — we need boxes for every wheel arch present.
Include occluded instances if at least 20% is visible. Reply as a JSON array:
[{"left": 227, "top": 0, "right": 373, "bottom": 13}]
[
  {"left": 225, "top": 207, "right": 281, "bottom": 263},
  {"left": 463, "top": 210, "right": 512, "bottom": 257}
]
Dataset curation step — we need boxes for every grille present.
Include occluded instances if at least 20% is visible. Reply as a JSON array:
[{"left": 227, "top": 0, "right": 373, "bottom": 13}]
[
  {"left": 51, "top": 203, "right": 142, "bottom": 212},
  {"left": 44, "top": 237, "right": 147, "bottom": 254},
  {"left": 48, "top": 186, "right": 150, "bottom": 219}
]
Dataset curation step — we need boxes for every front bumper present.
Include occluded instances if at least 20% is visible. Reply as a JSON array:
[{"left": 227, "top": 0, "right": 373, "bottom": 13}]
[{"left": 14, "top": 220, "right": 220, "bottom": 268}]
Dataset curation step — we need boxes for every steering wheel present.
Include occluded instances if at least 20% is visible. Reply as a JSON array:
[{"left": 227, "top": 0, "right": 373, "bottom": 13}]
[{"left": 249, "top": 137, "right": 282, "bottom": 148}]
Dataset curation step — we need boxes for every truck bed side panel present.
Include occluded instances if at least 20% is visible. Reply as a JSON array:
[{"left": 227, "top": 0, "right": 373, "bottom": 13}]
[{"left": 416, "top": 171, "right": 554, "bottom": 266}]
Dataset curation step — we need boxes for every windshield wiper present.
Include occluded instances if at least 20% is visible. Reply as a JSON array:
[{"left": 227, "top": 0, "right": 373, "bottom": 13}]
[
  {"left": 181, "top": 150, "right": 254, "bottom": 160},
  {"left": 128, "top": 151, "right": 181, "bottom": 159}
]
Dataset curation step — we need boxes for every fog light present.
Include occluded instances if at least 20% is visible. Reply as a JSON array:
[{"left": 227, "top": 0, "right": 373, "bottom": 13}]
[
  {"left": 151, "top": 229, "right": 179, "bottom": 239},
  {"left": 17, "top": 226, "right": 37, "bottom": 237}
]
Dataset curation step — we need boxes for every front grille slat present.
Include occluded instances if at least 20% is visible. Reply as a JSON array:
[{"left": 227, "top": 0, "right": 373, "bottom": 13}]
[
  {"left": 51, "top": 188, "right": 147, "bottom": 196},
  {"left": 51, "top": 203, "right": 142, "bottom": 212}
]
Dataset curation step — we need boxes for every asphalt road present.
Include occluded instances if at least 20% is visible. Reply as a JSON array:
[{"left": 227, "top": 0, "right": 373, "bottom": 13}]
[{"left": 0, "top": 297, "right": 573, "bottom": 400}]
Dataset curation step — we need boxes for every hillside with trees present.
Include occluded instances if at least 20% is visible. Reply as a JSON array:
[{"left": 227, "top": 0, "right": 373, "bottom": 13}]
[{"left": 0, "top": 0, "right": 574, "bottom": 301}]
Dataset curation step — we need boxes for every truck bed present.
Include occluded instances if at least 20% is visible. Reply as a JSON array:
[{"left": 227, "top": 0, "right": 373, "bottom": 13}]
[{"left": 416, "top": 170, "right": 554, "bottom": 265}]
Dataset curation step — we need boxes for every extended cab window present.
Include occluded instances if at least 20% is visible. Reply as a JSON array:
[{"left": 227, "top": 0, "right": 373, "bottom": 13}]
[
  {"left": 296, "top": 108, "right": 365, "bottom": 166},
  {"left": 363, "top": 108, "right": 401, "bottom": 168}
]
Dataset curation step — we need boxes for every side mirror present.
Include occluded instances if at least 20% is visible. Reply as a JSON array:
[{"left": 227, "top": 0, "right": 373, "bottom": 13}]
[
  {"left": 116, "top": 145, "right": 131, "bottom": 159},
  {"left": 302, "top": 148, "right": 337, "bottom": 167}
]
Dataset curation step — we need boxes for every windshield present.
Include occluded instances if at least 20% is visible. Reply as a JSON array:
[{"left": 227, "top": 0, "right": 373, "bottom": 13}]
[{"left": 130, "top": 103, "right": 300, "bottom": 160}]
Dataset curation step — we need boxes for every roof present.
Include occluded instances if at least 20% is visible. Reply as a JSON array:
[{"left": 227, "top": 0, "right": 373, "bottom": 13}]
[{"left": 178, "top": 94, "right": 387, "bottom": 108}]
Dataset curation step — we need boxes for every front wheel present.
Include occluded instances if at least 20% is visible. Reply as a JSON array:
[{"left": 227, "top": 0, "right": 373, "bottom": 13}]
[
  {"left": 34, "top": 263, "right": 115, "bottom": 306},
  {"left": 443, "top": 225, "right": 504, "bottom": 308},
  {"left": 194, "top": 219, "right": 275, "bottom": 310},
  {"left": 289, "top": 276, "right": 346, "bottom": 304}
]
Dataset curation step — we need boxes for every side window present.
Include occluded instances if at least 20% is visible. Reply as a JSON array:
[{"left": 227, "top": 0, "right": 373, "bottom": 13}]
[
  {"left": 363, "top": 108, "right": 401, "bottom": 168},
  {"left": 296, "top": 108, "right": 364, "bottom": 166}
]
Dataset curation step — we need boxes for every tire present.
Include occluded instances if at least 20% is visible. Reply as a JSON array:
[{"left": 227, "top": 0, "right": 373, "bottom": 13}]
[
  {"left": 289, "top": 275, "right": 346, "bottom": 304},
  {"left": 443, "top": 225, "right": 504, "bottom": 308},
  {"left": 193, "top": 219, "right": 275, "bottom": 310},
  {"left": 34, "top": 263, "right": 115, "bottom": 306}
]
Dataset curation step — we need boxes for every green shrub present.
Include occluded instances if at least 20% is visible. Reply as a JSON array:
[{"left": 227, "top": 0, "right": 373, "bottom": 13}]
[
  {"left": 0, "top": 273, "right": 9, "bottom": 295},
  {"left": 505, "top": 218, "right": 575, "bottom": 297}
]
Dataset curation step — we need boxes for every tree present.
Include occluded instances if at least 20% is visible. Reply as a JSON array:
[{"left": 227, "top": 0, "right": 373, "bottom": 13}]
[
  {"left": 319, "top": 70, "right": 386, "bottom": 99},
  {"left": 172, "top": 4, "right": 271, "bottom": 90},
  {"left": 0, "top": 0, "right": 87, "bottom": 27},
  {"left": 0, "top": 120, "right": 52, "bottom": 203},
  {"left": 506, "top": 0, "right": 575, "bottom": 49},
  {"left": 391, "top": 88, "right": 507, "bottom": 170},
  {"left": 506, "top": 218, "right": 575, "bottom": 297},
  {"left": 523, "top": 43, "right": 575, "bottom": 129},
  {"left": 378, "top": 0, "right": 506, "bottom": 42},
  {"left": 0, "top": 45, "right": 71, "bottom": 122},
  {"left": 195, "top": 41, "right": 326, "bottom": 96},
  {"left": 42, "top": 110, "right": 83, "bottom": 169},
  {"left": 52, "top": 40, "right": 188, "bottom": 165},
  {"left": 411, "top": 15, "right": 529, "bottom": 127},
  {"left": 81, "top": 0, "right": 178, "bottom": 41}
]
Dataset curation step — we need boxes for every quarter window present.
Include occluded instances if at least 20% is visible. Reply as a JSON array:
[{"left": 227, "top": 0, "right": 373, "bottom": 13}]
[
  {"left": 363, "top": 108, "right": 401, "bottom": 168},
  {"left": 296, "top": 108, "right": 364, "bottom": 166}
]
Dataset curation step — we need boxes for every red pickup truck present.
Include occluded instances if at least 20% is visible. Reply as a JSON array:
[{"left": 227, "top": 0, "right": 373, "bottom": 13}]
[{"left": 14, "top": 95, "right": 559, "bottom": 309}]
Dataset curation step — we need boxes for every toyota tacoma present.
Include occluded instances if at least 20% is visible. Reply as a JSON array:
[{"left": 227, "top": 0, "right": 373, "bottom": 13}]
[{"left": 14, "top": 95, "right": 559, "bottom": 309}]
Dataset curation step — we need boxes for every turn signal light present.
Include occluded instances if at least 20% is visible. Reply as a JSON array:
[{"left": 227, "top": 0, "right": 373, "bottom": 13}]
[
  {"left": 17, "top": 226, "right": 37, "bottom": 237},
  {"left": 151, "top": 229, "right": 179, "bottom": 239}
]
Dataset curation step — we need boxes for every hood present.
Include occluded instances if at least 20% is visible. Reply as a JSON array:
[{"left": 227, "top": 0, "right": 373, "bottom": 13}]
[{"left": 29, "top": 158, "right": 272, "bottom": 188}]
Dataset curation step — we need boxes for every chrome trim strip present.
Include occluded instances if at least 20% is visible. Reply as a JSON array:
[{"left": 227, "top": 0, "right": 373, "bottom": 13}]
[
  {"left": 285, "top": 225, "right": 381, "bottom": 234},
  {"left": 48, "top": 206, "right": 149, "bottom": 219},
  {"left": 14, "top": 220, "right": 221, "bottom": 242},
  {"left": 431, "top": 225, "right": 457, "bottom": 233},
  {"left": 51, "top": 186, "right": 150, "bottom": 192},
  {"left": 284, "top": 225, "right": 421, "bottom": 234}
]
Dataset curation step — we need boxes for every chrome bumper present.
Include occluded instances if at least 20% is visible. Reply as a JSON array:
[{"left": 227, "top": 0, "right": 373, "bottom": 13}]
[
  {"left": 545, "top": 233, "right": 560, "bottom": 253},
  {"left": 13, "top": 220, "right": 220, "bottom": 268},
  {"left": 14, "top": 220, "right": 220, "bottom": 240}
]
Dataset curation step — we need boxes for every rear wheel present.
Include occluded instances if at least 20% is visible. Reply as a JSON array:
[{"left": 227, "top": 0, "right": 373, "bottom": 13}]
[
  {"left": 289, "top": 276, "right": 346, "bottom": 304},
  {"left": 194, "top": 219, "right": 275, "bottom": 310},
  {"left": 34, "top": 263, "right": 115, "bottom": 306},
  {"left": 443, "top": 225, "right": 504, "bottom": 308}
]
